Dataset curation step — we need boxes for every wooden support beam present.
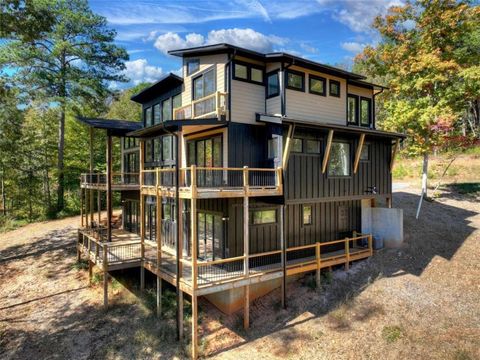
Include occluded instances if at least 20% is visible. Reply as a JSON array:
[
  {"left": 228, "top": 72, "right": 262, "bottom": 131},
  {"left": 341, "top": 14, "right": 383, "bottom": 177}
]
[
  {"left": 390, "top": 139, "right": 400, "bottom": 173},
  {"left": 80, "top": 188, "right": 84, "bottom": 228},
  {"left": 282, "top": 124, "right": 295, "bottom": 170},
  {"left": 243, "top": 182, "right": 250, "bottom": 329},
  {"left": 97, "top": 190, "right": 101, "bottom": 225},
  {"left": 345, "top": 238, "right": 350, "bottom": 271},
  {"left": 280, "top": 204, "right": 286, "bottom": 309},
  {"left": 191, "top": 294, "right": 198, "bottom": 359},
  {"left": 244, "top": 285, "right": 250, "bottom": 329},
  {"left": 353, "top": 133, "right": 366, "bottom": 174},
  {"left": 191, "top": 197, "right": 198, "bottom": 290},
  {"left": 322, "top": 130, "right": 334, "bottom": 173},
  {"left": 106, "top": 135, "right": 112, "bottom": 242},
  {"left": 88, "top": 260, "right": 93, "bottom": 285},
  {"left": 178, "top": 290, "right": 184, "bottom": 340},
  {"left": 157, "top": 277, "right": 162, "bottom": 317},
  {"left": 315, "top": 242, "right": 321, "bottom": 290},
  {"left": 156, "top": 188, "right": 162, "bottom": 317},
  {"left": 140, "top": 262, "right": 145, "bottom": 291},
  {"left": 89, "top": 128, "right": 94, "bottom": 225},
  {"left": 84, "top": 188, "right": 89, "bottom": 228},
  {"left": 103, "top": 245, "right": 108, "bottom": 309}
]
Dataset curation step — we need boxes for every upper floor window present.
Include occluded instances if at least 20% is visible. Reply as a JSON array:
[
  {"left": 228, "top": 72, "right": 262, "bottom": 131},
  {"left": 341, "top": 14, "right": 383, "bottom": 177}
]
[
  {"left": 329, "top": 80, "right": 341, "bottom": 97},
  {"left": 309, "top": 75, "right": 326, "bottom": 96},
  {"left": 328, "top": 142, "right": 351, "bottom": 177},
  {"left": 360, "top": 97, "right": 372, "bottom": 127},
  {"left": 186, "top": 59, "right": 200, "bottom": 76},
  {"left": 347, "top": 94, "right": 359, "bottom": 125},
  {"left": 234, "top": 63, "right": 248, "bottom": 80},
  {"left": 162, "top": 136, "right": 173, "bottom": 161},
  {"left": 286, "top": 70, "right": 305, "bottom": 91},
  {"left": 162, "top": 98, "right": 172, "bottom": 122},
  {"left": 251, "top": 67, "right": 263, "bottom": 83},
  {"left": 153, "top": 104, "right": 161, "bottom": 125},
  {"left": 144, "top": 107, "right": 152, "bottom": 127},
  {"left": 266, "top": 71, "right": 279, "bottom": 98},
  {"left": 233, "top": 61, "right": 264, "bottom": 85},
  {"left": 193, "top": 68, "right": 215, "bottom": 100},
  {"left": 123, "top": 137, "right": 138, "bottom": 150}
]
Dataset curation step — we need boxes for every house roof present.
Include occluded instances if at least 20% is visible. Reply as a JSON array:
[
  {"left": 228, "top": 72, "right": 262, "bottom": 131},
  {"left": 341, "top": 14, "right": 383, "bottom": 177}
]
[
  {"left": 127, "top": 118, "right": 227, "bottom": 138},
  {"left": 76, "top": 117, "right": 142, "bottom": 136},
  {"left": 130, "top": 73, "right": 183, "bottom": 103},
  {"left": 256, "top": 113, "right": 406, "bottom": 139},
  {"left": 168, "top": 43, "right": 366, "bottom": 81}
]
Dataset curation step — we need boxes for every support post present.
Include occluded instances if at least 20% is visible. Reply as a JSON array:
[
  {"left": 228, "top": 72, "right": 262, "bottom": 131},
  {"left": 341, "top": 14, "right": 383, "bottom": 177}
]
[
  {"left": 315, "top": 242, "right": 321, "bottom": 290},
  {"left": 89, "top": 128, "right": 94, "bottom": 225},
  {"left": 280, "top": 204, "right": 286, "bottom": 308},
  {"left": 243, "top": 168, "right": 249, "bottom": 329},
  {"left": 156, "top": 186, "right": 162, "bottom": 318},
  {"left": 345, "top": 238, "right": 350, "bottom": 271},
  {"left": 178, "top": 290, "right": 184, "bottom": 340},
  {"left": 192, "top": 294, "right": 198, "bottom": 359},
  {"left": 84, "top": 188, "right": 89, "bottom": 228},
  {"left": 368, "top": 234, "right": 373, "bottom": 256},
  {"left": 106, "top": 135, "right": 112, "bottom": 242},
  {"left": 322, "top": 130, "right": 334, "bottom": 174},
  {"left": 97, "top": 190, "right": 101, "bottom": 225},
  {"left": 103, "top": 245, "right": 108, "bottom": 309},
  {"left": 353, "top": 133, "right": 366, "bottom": 174},
  {"left": 244, "top": 285, "right": 249, "bottom": 329},
  {"left": 80, "top": 188, "right": 84, "bottom": 228},
  {"left": 89, "top": 260, "right": 93, "bottom": 285}
]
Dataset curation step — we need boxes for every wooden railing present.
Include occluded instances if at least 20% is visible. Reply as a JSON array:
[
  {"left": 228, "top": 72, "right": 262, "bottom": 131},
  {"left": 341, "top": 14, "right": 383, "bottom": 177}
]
[
  {"left": 80, "top": 172, "right": 139, "bottom": 187},
  {"left": 173, "top": 91, "right": 227, "bottom": 120}
]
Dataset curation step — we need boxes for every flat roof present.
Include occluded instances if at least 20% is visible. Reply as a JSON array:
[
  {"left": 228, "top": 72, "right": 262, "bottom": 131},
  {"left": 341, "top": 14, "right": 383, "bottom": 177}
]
[
  {"left": 130, "top": 73, "right": 183, "bottom": 103},
  {"left": 76, "top": 117, "right": 142, "bottom": 136},
  {"left": 127, "top": 118, "right": 227, "bottom": 138}
]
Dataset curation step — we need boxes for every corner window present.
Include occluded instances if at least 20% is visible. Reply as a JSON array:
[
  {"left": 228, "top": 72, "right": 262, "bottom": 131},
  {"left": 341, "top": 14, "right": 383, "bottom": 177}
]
[
  {"left": 268, "top": 137, "right": 279, "bottom": 159},
  {"left": 286, "top": 70, "right": 305, "bottom": 91},
  {"left": 328, "top": 142, "right": 351, "bottom": 176},
  {"left": 266, "top": 71, "right": 279, "bottom": 98},
  {"left": 173, "top": 94, "right": 182, "bottom": 110},
  {"left": 153, "top": 104, "right": 161, "bottom": 124},
  {"left": 329, "top": 80, "right": 341, "bottom": 97},
  {"left": 144, "top": 107, "right": 152, "bottom": 127},
  {"left": 360, "top": 144, "right": 370, "bottom": 161},
  {"left": 309, "top": 75, "right": 326, "bottom": 96},
  {"left": 291, "top": 138, "right": 303, "bottom": 153},
  {"left": 162, "top": 135, "right": 172, "bottom": 161},
  {"left": 305, "top": 139, "right": 320, "bottom": 154},
  {"left": 233, "top": 61, "right": 264, "bottom": 85},
  {"left": 251, "top": 209, "right": 277, "bottom": 225},
  {"left": 251, "top": 67, "right": 263, "bottom": 83},
  {"left": 193, "top": 68, "right": 215, "bottom": 100},
  {"left": 360, "top": 97, "right": 372, "bottom": 127},
  {"left": 186, "top": 59, "right": 200, "bottom": 76},
  {"left": 162, "top": 98, "right": 172, "bottom": 122},
  {"left": 153, "top": 138, "right": 161, "bottom": 161},
  {"left": 303, "top": 205, "right": 312, "bottom": 225},
  {"left": 347, "top": 95, "right": 359, "bottom": 125},
  {"left": 234, "top": 63, "right": 248, "bottom": 80}
]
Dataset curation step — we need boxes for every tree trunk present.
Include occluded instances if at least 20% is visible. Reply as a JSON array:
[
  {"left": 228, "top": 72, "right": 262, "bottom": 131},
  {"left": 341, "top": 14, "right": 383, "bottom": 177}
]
[
  {"left": 57, "top": 105, "right": 65, "bottom": 211},
  {"left": 1, "top": 171, "right": 6, "bottom": 216}
]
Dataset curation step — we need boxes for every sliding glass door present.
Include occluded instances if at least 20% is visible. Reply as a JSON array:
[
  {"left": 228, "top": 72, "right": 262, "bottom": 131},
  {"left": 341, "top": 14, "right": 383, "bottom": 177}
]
[{"left": 187, "top": 135, "right": 223, "bottom": 187}]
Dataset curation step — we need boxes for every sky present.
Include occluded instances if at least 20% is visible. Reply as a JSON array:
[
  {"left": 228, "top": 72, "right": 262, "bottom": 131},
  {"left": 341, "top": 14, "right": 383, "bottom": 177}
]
[{"left": 89, "top": 0, "right": 403, "bottom": 88}]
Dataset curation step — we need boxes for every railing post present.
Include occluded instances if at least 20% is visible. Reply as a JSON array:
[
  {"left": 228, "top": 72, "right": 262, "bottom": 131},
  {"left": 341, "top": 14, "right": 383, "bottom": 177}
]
[
  {"left": 315, "top": 242, "right": 321, "bottom": 290},
  {"left": 345, "top": 237, "right": 350, "bottom": 271},
  {"left": 243, "top": 176, "right": 250, "bottom": 330},
  {"left": 368, "top": 234, "right": 373, "bottom": 256},
  {"left": 80, "top": 188, "right": 84, "bottom": 228},
  {"left": 243, "top": 166, "right": 249, "bottom": 196},
  {"left": 191, "top": 165, "right": 197, "bottom": 199},
  {"left": 103, "top": 244, "right": 108, "bottom": 309},
  {"left": 156, "top": 168, "right": 160, "bottom": 188}
]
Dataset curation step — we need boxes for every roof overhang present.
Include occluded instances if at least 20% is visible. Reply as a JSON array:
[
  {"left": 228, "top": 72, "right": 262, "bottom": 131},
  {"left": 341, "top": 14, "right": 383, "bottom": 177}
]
[
  {"left": 256, "top": 114, "right": 406, "bottom": 140},
  {"left": 127, "top": 118, "right": 228, "bottom": 138},
  {"left": 76, "top": 117, "right": 142, "bottom": 137},
  {"left": 130, "top": 73, "right": 183, "bottom": 103}
]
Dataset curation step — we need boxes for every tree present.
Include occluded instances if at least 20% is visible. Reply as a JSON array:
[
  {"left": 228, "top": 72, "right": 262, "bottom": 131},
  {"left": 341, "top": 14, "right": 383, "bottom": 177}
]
[
  {"left": 0, "top": 0, "right": 128, "bottom": 212},
  {"left": 355, "top": 0, "right": 480, "bottom": 210},
  {"left": 106, "top": 83, "right": 151, "bottom": 122}
]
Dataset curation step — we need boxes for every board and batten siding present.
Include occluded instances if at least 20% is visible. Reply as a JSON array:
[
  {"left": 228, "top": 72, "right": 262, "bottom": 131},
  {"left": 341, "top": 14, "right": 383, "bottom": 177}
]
[
  {"left": 181, "top": 54, "right": 227, "bottom": 107},
  {"left": 285, "top": 65, "right": 347, "bottom": 124},
  {"left": 230, "top": 79, "right": 265, "bottom": 124}
]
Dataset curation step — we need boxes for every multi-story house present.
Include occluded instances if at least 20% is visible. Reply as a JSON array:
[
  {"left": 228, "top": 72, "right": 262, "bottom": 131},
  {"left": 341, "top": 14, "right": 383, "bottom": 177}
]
[{"left": 76, "top": 43, "right": 405, "bottom": 359}]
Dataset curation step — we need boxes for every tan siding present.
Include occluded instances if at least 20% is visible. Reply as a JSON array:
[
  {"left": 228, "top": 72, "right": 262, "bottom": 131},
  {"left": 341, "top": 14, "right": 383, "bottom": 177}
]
[
  {"left": 285, "top": 65, "right": 347, "bottom": 125},
  {"left": 181, "top": 54, "right": 227, "bottom": 106},
  {"left": 347, "top": 85, "right": 373, "bottom": 98},
  {"left": 266, "top": 62, "right": 281, "bottom": 115},
  {"left": 231, "top": 79, "right": 265, "bottom": 124}
]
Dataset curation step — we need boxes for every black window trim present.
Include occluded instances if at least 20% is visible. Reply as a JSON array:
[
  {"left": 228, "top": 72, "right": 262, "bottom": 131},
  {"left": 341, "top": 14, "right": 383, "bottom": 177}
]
[
  {"left": 232, "top": 60, "right": 265, "bottom": 86},
  {"left": 290, "top": 137, "right": 303, "bottom": 153},
  {"left": 360, "top": 142, "right": 371, "bottom": 162},
  {"left": 250, "top": 208, "right": 278, "bottom": 226},
  {"left": 192, "top": 65, "right": 216, "bottom": 101},
  {"left": 186, "top": 58, "right": 200, "bottom": 76},
  {"left": 347, "top": 93, "right": 359, "bottom": 126},
  {"left": 329, "top": 79, "right": 341, "bottom": 98},
  {"left": 302, "top": 204, "right": 313, "bottom": 227},
  {"left": 308, "top": 74, "right": 326, "bottom": 96},
  {"left": 305, "top": 139, "right": 322, "bottom": 154},
  {"left": 360, "top": 96, "right": 373, "bottom": 128},
  {"left": 327, "top": 140, "right": 352, "bottom": 178},
  {"left": 285, "top": 69, "right": 305, "bottom": 92},
  {"left": 266, "top": 69, "right": 280, "bottom": 99}
]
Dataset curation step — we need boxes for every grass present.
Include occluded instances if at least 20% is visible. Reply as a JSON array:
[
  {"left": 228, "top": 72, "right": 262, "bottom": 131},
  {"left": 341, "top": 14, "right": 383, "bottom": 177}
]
[
  {"left": 448, "top": 182, "right": 480, "bottom": 195},
  {"left": 0, "top": 216, "right": 29, "bottom": 233},
  {"left": 72, "top": 260, "right": 89, "bottom": 271},
  {"left": 382, "top": 325, "right": 403, "bottom": 344}
]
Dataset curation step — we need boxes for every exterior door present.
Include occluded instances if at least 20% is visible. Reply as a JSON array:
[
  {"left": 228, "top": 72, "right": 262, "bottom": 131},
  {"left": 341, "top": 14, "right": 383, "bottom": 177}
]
[
  {"left": 161, "top": 199, "right": 176, "bottom": 249},
  {"left": 187, "top": 135, "right": 223, "bottom": 187},
  {"left": 197, "top": 211, "right": 224, "bottom": 260}
]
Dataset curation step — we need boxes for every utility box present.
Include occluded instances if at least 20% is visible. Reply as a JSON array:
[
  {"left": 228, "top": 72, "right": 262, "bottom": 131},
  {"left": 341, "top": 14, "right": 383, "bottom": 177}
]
[{"left": 362, "top": 208, "right": 404, "bottom": 248}]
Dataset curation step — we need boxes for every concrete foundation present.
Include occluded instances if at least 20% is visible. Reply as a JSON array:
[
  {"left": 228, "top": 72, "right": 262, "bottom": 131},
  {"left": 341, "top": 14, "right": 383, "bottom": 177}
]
[{"left": 362, "top": 207, "right": 404, "bottom": 248}]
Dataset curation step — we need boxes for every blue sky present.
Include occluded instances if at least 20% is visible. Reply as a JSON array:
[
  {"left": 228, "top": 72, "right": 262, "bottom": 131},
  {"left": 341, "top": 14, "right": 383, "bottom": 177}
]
[{"left": 89, "top": 0, "right": 403, "bottom": 87}]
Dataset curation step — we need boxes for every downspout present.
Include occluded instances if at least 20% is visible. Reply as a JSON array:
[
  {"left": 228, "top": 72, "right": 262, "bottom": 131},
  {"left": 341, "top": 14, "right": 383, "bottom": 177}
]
[{"left": 226, "top": 50, "right": 235, "bottom": 122}]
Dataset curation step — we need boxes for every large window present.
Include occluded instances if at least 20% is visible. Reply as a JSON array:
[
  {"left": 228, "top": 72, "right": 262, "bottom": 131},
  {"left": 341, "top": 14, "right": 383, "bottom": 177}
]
[
  {"left": 360, "top": 97, "right": 372, "bottom": 127},
  {"left": 328, "top": 142, "right": 351, "bottom": 176},
  {"left": 347, "top": 95, "right": 359, "bottom": 125},
  {"left": 173, "top": 94, "right": 182, "bottom": 110},
  {"left": 153, "top": 104, "right": 161, "bottom": 124},
  {"left": 144, "top": 107, "right": 152, "bottom": 127},
  {"left": 309, "top": 75, "right": 326, "bottom": 96},
  {"left": 162, "top": 98, "right": 172, "bottom": 122},
  {"left": 251, "top": 209, "right": 277, "bottom": 225},
  {"left": 266, "top": 71, "right": 279, "bottom": 98},
  {"left": 329, "top": 79, "right": 341, "bottom": 97},
  {"left": 193, "top": 68, "right": 215, "bottom": 116},
  {"left": 233, "top": 61, "right": 264, "bottom": 85},
  {"left": 286, "top": 70, "right": 305, "bottom": 91},
  {"left": 186, "top": 59, "right": 200, "bottom": 75},
  {"left": 162, "top": 136, "right": 172, "bottom": 161}
]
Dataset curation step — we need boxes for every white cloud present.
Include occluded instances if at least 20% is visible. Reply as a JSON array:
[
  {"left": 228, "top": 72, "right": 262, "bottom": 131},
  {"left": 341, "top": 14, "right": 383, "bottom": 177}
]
[
  {"left": 153, "top": 28, "right": 288, "bottom": 55},
  {"left": 341, "top": 42, "right": 367, "bottom": 53},
  {"left": 300, "top": 42, "right": 318, "bottom": 54},
  {"left": 123, "top": 59, "right": 163, "bottom": 85}
]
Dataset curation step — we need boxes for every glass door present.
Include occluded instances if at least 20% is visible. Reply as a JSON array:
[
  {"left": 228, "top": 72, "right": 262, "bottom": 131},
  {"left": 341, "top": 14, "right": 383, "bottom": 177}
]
[
  {"left": 197, "top": 211, "right": 224, "bottom": 261},
  {"left": 187, "top": 135, "right": 222, "bottom": 187}
]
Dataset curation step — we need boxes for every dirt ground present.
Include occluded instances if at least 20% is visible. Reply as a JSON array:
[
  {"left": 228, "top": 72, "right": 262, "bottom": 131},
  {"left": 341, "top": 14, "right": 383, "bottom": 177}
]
[{"left": 0, "top": 184, "right": 479, "bottom": 360}]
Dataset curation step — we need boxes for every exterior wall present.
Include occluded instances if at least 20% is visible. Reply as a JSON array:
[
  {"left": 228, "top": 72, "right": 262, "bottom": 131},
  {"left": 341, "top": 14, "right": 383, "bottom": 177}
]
[
  {"left": 284, "top": 65, "right": 347, "bottom": 125},
  {"left": 227, "top": 122, "right": 271, "bottom": 168},
  {"left": 347, "top": 84, "right": 373, "bottom": 99},
  {"left": 181, "top": 53, "right": 228, "bottom": 106},
  {"left": 230, "top": 79, "right": 265, "bottom": 124},
  {"left": 266, "top": 62, "right": 281, "bottom": 116},
  {"left": 142, "top": 86, "right": 182, "bottom": 126}
]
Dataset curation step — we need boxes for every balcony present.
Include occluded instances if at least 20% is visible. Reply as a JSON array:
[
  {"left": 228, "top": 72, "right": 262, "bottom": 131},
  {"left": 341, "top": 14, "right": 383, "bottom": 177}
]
[
  {"left": 173, "top": 91, "right": 227, "bottom": 120},
  {"left": 80, "top": 172, "right": 140, "bottom": 191},
  {"left": 141, "top": 166, "right": 283, "bottom": 199}
]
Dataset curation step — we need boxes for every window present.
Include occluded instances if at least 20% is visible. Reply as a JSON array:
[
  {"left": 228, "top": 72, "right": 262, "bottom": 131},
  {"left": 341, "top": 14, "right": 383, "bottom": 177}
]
[
  {"left": 197, "top": 212, "right": 224, "bottom": 260},
  {"left": 186, "top": 59, "right": 200, "bottom": 75},
  {"left": 347, "top": 95, "right": 359, "bottom": 125},
  {"left": 144, "top": 107, "right": 152, "bottom": 127},
  {"left": 360, "top": 144, "right": 370, "bottom": 161},
  {"left": 162, "top": 136, "right": 172, "bottom": 161},
  {"left": 329, "top": 80, "right": 341, "bottom": 97},
  {"left": 162, "top": 98, "right": 172, "bottom": 122},
  {"left": 153, "top": 104, "right": 161, "bottom": 124},
  {"left": 268, "top": 136, "right": 279, "bottom": 159},
  {"left": 291, "top": 138, "right": 303, "bottom": 152},
  {"left": 193, "top": 68, "right": 215, "bottom": 100},
  {"left": 360, "top": 97, "right": 372, "bottom": 127},
  {"left": 145, "top": 139, "right": 153, "bottom": 162},
  {"left": 173, "top": 94, "right": 182, "bottom": 110},
  {"left": 234, "top": 63, "right": 248, "bottom": 80},
  {"left": 328, "top": 142, "right": 351, "bottom": 176},
  {"left": 251, "top": 68, "right": 263, "bottom": 83},
  {"left": 305, "top": 139, "right": 320, "bottom": 154},
  {"left": 286, "top": 70, "right": 305, "bottom": 91},
  {"left": 303, "top": 205, "right": 312, "bottom": 225},
  {"left": 266, "top": 71, "right": 279, "bottom": 98},
  {"left": 309, "top": 75, "right": 326, "bottom": 96},
  {"left": 251, "top": 209, "right": 277, "bottom": 225},
  {"left": 153, "top": 138, "right": 161, "bottom": 162}
]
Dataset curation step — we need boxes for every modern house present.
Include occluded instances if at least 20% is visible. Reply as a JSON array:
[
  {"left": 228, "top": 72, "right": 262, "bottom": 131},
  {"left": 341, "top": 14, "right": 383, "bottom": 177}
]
[{"left": 76, "top": 43, "right": 405, "bottom": 359}]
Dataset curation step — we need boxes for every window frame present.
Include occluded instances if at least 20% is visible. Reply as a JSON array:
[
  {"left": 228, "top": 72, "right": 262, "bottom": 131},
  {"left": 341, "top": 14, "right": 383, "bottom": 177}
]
[
  {"left": 291, "top": 138, "right": 303, "bottom": 153},
  {"left": 192, "top": 66, "right": 216, "bottom": 101},
  {"left": 186, "top": 58, "right": 200, "bottom": 76},
  {"left": 285, "top": 69, "right": 305, "bottom": 92},
  {"left": 250, "top": 208, "right": 278, "bottom": 226},
  {"left": 329, "top": 79, "right": 341, "bottom": 98},
  {"left": 360, "top": 143, "right": 370, "bottom": 162},
  {"left": 360, "top": 96, "right": 372, "bottom": 127},
  {"left": 302, "top": 205, "right": 313, "bottom": 226},
  {"left": 232, "top": 60, "right": 265, "bottom": 85},
  {"left": 162, "top": 97, "right": 172, "bottom": 122},
  {"left": 153, "top": 103, "right": 161, "bottom": 124},
  {"left": 327, "top": 140, "right": 352, "bottom": 178},
  {"left": 144, "top": 106, "right": 152, "bottom": 127},
  {"left": 347, "top": 94, "right": 359, "bottom": 125},
  {"left": 266, "top": 70, "right": 280, "bottom": 99},
  {"left": 308, "top": 74, "right": 326, "bottom": 96},
  {"left": 305, "top": 139, "right": 321, "bottom": 154}
]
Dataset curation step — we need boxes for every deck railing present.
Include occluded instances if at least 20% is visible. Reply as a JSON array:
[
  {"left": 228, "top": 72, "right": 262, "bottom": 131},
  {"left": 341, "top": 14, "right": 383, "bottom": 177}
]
[
  {"left": 173, "top": 91, "right": 227, "bottom": 120},
  {"left": 80, "top": 172, "right": 139, "bottom": 188}
]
